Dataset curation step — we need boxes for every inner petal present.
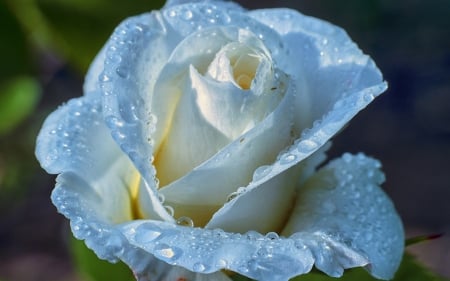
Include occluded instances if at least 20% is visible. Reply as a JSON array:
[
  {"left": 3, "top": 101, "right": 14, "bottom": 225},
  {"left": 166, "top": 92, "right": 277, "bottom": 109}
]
[
  {"left": 208, "top": 42, "right": 263, "bottom": 90},
  {"left": 153, "top": 28, "right": 285, "bottom": 188}
]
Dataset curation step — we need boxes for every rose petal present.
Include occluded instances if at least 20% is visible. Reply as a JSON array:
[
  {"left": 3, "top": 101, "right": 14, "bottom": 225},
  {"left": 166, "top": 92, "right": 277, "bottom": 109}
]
[
  {"left": 99, "top": 12, "right": 174, "bottom": 193},
  {"left": 39, "top": 102, "right": 400, "bottom": 280},
  {"left": 251, "top": 8, "right": 386, "bottom": 128},
  {"left": 84, "top": 44, "right": 107, "bottom": 98},
  {"left": 97, "top": 2, "right": 292, "bottom": 222},
  {"left": 282, "top": 153, "right": 404, "bottom": 279},
  {"left": 153, "top": 65, "right": 231, "bottom": 187},
  {"left": 154, "top": 31, "right": 284, "bottom": 187},
  {"left": 51, "top": 174, "right": 230, "bottom": 281},
  {"left": 205, "top": 143, "right": 330, "bottom": 233},
  {"left": 36, "top": 96, "right": 172, "bottom": 223},
  {"left": 226, "top": 8, "right": 389, "bottom": 196},
  {"left": 159, "top": 77, "right": 295, "bottom": 226},
  {"left": 150, "top": 27, "right": 238, "bottom": 153},
  {"left": 163, "top": 0, "right": 243, "bottom": 12}
]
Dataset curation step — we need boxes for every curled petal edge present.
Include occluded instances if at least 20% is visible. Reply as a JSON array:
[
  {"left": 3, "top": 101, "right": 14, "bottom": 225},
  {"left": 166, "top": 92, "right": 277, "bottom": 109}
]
[{"left": 50, "top": 152, "right": 402, "bottom": 281}]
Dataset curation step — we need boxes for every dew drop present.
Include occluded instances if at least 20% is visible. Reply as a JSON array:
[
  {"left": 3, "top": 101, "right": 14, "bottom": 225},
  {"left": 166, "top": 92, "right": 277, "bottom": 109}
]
[
  {"left": 100, "top": 74, "right": 111, "bottom": 82},
  {"left": 116, "top": 67, "right": 128, "bottom": 78},
  {"left": 226, "top": 191, "right": 240, "bottom": 202},
  {"left": 294, "top": 240, "right": 307, "bottom": 250},
  {"left": 265, "top": 232, "right": 279, "bottom": 240},
  {"left": 297, "top": 140, "right": 318, "bottom": 153},
  {"left": 193, "top": 262, "right": 206, "bottom": 272},
  {"left": 157, "top": 193, "right": 165, "bottom": 203},
  {"left": 164, "top": 205, "right": 175, "bottom": 216},
  {"left": 135, "top": 224, "right": 162, "bottom": 243},
  {"left": 168, "top": 10, "right": 176, "bottom": 17},
  {"left": 252, "top": 165, "right": 272, "bottom": 181},
  {"left": 342, "top": 153, "right": 352, "bottom": 163},
  {"left": 280, "top": 153, "right": 297, "bottom": 165},
  {"left": 364, "top": 92, "right": 375, "bottom": 102},
  {"left": 245, "top": 230, "right": 262, "bottom": 240},
  {"left": 154, "top": 244, "right": 182, "bottom": 261},
  {"left": 176, "top": 216, "right": 194, "bottom": 227},
  {"left": 216, "top": 259, "right": 228, "bottom": 268},
  {"left": 182, "top": 9, "right": 193, "bottom": 20}
]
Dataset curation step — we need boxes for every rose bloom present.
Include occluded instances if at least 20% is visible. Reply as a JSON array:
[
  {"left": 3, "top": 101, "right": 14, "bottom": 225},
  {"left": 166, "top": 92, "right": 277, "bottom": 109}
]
[{"left": 36, "top": 0, "right": 404, "bottom": 280}]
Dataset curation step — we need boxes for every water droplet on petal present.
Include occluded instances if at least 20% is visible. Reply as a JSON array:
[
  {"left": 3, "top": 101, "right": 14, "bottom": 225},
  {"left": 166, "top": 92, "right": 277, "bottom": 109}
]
[
  {"left": 157, "top": 193, "right": 165, "bottom": 203},
  {"left": 216, "top": 259, "right": 228, "bottom": 268},
  {"left": 176, "top": 216, "right": 194, "bottom": 227},
  {"left": 193, "top": 262, "right": 207, "bottom": 272},
  {"left": 253, "top": 165, "right": 272, "bottom": 181},
  {"left": 164, "top": 205, "right": 175, "bottom": 216},
  {"left": 245, "top": 230, "right": 263, "bottom": 240},
  {"left": 294, "top": 240, "right": 307, "bottom": 250},
  {"left": 183, "top": 10, "right": 193, "bottom": 20},
  {"left": 135, "top": 224, "right": 162, "bottom": 244},
  {"left": 364, "top": 92, "right": 375, "bottom": 102},
  {"left": 153, "top": 243, "right": 182, "bottom": 261},
  {"left": 168, "top": 10, "right": 176, "bottom": 17},
  {"left": 116, "top": 66, "right": 129, "bottom": 78},
  {"left": 280, "top": 153, "right": 297, "bottom": 165},
  {"left": 226, "top": 191, "right": 240, "bottom": 202},
  {"left": 265, "top": 232, "right": 279, "bottom": 240},
  {"left": 100, "top": 74, "right": 110, "bottom": 82},
  {"left": 343, "top": 153, "right": 352, "bottom": 163},
  {"left": 297, "top": 139, "right": 318, "bottom": 153}
]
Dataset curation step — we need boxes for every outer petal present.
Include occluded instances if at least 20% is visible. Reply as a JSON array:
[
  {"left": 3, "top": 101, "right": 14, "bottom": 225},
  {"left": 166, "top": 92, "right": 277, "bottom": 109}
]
[
  {"left": 35, "top": 95, "right": 172, "bottom": 224},
  {"left": 164, "top": 0, "right": 243, "bottom": 11},
  {"left": 205, "top": 142, "right": 331, "bottom": 233},
  {"left": 282, "top": 153, "right": 404, "bottom": 279},
  {"left": 39, "top": 104, "right": 398, "bottom": 281},
  {"left": 51, "top": 175, "right": 232, "bottom": 281},
  {"left": 99, "top": 11, "right": 174, "bottom": 195},
  {"left": 239, "top": 8, "right": 388, "bottom": 192}
]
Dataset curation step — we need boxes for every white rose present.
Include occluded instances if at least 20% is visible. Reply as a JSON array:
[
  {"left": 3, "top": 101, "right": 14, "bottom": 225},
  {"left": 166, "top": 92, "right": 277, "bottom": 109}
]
[{"left": 36, "top": 0, "right": 404, "bottom": 280}]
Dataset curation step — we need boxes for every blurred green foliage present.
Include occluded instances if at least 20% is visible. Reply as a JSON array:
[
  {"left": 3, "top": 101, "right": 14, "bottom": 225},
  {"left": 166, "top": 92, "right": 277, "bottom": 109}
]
[
  {"left": 0, "top": 1, "right": 32, "bottom": 80},
  {"left": 0, "top": 0, "right": 165, "bottom": 198},
  {"left": 5, "top": 0, "right": 164, "bottom": 72},
  {"left": 71, "top": 237, "right": 135, "bottom": 281},
  {"left": 0, "top": 77, "right": 40, "bottom": 136}
]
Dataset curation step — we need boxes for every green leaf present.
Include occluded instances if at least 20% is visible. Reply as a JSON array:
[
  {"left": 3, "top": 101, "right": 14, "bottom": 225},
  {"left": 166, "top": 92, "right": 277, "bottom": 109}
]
[
  {"left": 406, "top": 234, "right": 444, "bottom": 247},
  {"left": 70, "top": 236, "right": 135, "bottom": 281},
  {"left": 0, "top": 1, "right": 32, "bottom": 79},
  {"left": 0, "top": 76, "right": 40, "bottom": 135},
  {"left": 231, "top": 253, "right": 448, "bottom": 281},
  {"left": 34, "top": 0, "right": 166, "bottom": 71}
]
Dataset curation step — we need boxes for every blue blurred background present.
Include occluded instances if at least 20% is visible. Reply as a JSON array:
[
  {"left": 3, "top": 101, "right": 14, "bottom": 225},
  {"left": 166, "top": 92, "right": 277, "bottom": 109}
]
[{"left": 0, "top": 0, "right": 449, "bottom": 280}]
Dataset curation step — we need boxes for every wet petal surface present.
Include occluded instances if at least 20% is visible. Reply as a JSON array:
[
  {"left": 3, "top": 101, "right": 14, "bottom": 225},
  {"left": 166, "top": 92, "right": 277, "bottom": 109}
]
[{"left": 283, "top": 153, "right": 404, "bottom": 279}]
